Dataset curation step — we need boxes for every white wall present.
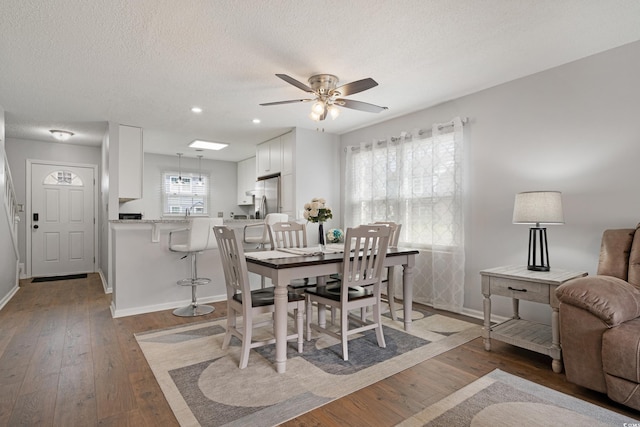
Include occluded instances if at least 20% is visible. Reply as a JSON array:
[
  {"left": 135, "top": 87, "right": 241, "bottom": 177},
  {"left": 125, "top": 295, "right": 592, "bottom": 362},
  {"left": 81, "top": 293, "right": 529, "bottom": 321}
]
[
  {"left": 5, "top": 138, "right": 102, "bottom": 273},
  {"left": 118, "top": 152, "right": 239, "bottom": 220},
  {"left": 340, "top": 40, "right": 640, "bottom": 323},
  {"left": 292, "top": 128, "right": 342, "bottom": 243}
]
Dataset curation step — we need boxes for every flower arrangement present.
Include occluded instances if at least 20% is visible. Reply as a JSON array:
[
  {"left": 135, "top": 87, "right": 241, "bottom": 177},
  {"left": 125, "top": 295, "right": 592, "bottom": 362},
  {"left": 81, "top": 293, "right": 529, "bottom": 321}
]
[
  {"left": 303, "top": 198, "right": 333, "bottom": 223},
  {"left": 326, "top": 228, "right": 344, "bottom": 243}
]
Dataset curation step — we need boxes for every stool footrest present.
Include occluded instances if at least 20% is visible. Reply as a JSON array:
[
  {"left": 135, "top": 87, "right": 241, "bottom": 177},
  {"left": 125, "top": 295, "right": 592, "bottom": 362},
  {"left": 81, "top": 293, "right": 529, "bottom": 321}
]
[
  {"left": 173, "top": 304, "right": 215, "bottom": 317},
  {"left": 177, "top": 277, "right": 211, "bottom": 286}
]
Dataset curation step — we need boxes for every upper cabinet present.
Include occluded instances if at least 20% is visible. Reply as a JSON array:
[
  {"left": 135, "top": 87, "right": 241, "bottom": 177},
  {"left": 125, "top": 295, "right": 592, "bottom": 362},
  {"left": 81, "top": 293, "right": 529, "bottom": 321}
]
[
  {"left": 118, "top": 125, "right": 143, "bottom": 201},
  {"left": 256, "top": 135, "right": 282, "bottom": 177},
  {"left": 281, "top": 131, "right": 294, "bottom": 175},
  {"left": 237, "top": 156, "right": 256, "bottom": 205}
]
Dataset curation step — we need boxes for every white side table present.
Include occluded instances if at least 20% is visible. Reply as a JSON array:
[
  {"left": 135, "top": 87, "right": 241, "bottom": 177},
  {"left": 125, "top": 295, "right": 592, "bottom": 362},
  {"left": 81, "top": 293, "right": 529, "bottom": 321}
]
[{"left": 480, "top": 265, "right": 587, "bottom": 373}]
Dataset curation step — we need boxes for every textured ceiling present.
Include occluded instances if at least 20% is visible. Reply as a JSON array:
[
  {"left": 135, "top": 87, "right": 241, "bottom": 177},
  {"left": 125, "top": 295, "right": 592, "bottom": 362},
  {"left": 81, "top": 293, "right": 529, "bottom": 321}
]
[{"left": 2, "top": 0, "right": 640, "bottom": 161}]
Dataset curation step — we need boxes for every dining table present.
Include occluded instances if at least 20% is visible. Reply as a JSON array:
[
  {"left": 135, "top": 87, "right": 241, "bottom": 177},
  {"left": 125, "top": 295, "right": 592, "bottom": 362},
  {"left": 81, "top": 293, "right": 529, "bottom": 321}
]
[{"left": 245, "top": 245, "right": 419, "bottom": 373}]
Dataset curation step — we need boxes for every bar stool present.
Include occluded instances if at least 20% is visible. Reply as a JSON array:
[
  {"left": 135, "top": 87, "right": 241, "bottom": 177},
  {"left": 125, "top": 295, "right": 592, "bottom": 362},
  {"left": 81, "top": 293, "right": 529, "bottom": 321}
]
[{"left": 169, "top": 217, "right": 223, "bottom": 317}]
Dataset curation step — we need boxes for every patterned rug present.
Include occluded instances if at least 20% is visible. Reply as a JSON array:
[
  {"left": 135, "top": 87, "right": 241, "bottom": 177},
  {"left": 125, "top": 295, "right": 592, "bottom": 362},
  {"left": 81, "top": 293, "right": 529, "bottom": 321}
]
[
  {"left": 135, "top": 307, "right": 481, "bottom": 427},
  {"left": 398, "top": 369, "right": 638, "bottom": 426}
]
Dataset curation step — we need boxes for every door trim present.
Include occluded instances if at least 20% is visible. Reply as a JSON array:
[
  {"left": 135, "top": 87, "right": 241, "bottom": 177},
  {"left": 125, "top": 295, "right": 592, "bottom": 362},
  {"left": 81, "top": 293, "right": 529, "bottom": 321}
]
[{"left": 26, "top": 159, "right": 99, "bottom": 278}]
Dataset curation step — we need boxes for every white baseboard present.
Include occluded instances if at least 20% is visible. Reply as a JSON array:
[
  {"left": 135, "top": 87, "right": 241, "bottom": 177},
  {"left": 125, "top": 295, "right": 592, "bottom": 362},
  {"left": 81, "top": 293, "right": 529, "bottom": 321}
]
[
  {"left": 98, "top": 268, "right": 111, "bottom": 294},
  {"left": 461, "top": 306, "right": 508, "bottom": 325},
  {"left": 0, "top": 284, "right": 20, "bottom": 312},
  {"left": 111, "top": 294, "right": 226, "bottom": 318}
]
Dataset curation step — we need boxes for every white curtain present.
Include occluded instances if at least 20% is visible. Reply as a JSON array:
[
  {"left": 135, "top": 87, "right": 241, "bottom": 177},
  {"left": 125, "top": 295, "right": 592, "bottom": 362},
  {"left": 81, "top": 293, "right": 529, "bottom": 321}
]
[{"left": 344, "top": 117, "right": 465, "bottom": 312}]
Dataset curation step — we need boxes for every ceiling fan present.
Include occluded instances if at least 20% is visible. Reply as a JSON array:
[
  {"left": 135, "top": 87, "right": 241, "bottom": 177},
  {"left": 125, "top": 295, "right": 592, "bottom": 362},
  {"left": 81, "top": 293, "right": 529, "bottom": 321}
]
[{"left": 260, "top": 74, "right": 388, "bottom": 121}]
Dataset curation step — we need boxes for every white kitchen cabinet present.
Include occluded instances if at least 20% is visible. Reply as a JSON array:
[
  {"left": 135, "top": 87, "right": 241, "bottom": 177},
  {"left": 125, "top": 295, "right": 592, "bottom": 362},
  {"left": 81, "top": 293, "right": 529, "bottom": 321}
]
[
  {"left": 237, "top": 156, "right": 256, "bottom": 205},
  {"left": 280, "top": 173, "right": 294, "bottom": 217},
  {"left": 281, "top": 131, "right": 294, "bottom": 175},
  {"left": 256, "top": 135, "right": 282, "bottom": 177},
  {"left": 118, "top": 124, "right": 143, "bottom": 201}
]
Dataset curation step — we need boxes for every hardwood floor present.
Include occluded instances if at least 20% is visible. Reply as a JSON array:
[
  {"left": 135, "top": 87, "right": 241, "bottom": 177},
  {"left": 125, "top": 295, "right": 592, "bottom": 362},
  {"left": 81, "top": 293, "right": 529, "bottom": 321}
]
[{"left": 0, "top": 274, "right": 637, "bottom": 426}]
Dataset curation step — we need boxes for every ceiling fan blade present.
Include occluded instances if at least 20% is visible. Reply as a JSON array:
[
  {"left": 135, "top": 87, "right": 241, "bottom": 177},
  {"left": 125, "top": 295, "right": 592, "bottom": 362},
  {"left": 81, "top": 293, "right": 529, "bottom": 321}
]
[
  {"left": 275, "top": 74, "right": 314, "bottom": 93},
  {"left": 260, "top": 99, "right": 312, "bottom": 106},
  {"left": 336, "top": 98, "right": 388, "bottom": 113},
  {"left": 335, "top": 78, "right": 378, "bottom": 96}
]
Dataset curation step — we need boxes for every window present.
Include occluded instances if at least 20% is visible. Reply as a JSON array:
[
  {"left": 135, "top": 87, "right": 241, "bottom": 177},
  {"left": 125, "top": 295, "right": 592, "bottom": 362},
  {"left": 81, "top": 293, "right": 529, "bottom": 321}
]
[
  {"left": 43, "top": 170, "right": 83, "bottom": 186},
  {"left": 345, "top": 125, "right": 463, "bottom": 249},
  {"left": 345, "top": 118, "right": 465, "bottom": 312},
  {"left": 162, "top": 171, "right": 209, "bottom": 216}
]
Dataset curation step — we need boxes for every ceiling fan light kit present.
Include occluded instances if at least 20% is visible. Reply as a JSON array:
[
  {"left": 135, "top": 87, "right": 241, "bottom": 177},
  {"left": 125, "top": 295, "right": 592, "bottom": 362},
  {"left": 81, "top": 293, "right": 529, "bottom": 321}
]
[{"left": 261, "top": 73, "right": 388, "bottom": 121}]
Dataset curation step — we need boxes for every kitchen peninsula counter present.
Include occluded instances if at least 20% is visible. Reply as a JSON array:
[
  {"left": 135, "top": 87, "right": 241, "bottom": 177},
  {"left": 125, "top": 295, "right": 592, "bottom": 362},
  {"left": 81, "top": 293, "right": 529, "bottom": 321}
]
[{"left": 109, "top": 218, "right": 264, "bottom": 317}]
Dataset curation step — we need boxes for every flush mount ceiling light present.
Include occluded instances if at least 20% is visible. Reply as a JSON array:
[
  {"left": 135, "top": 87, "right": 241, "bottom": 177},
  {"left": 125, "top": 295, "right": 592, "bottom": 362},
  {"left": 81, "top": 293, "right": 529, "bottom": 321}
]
[
  {"left": 191, "top": 106, "right": 203, "bottom": 113},
  {"left": 49, "top": 130, "right": 74, "bottom": 141},
  {"left": 188, "top": 140, "right": 228, "bottom": 151}
]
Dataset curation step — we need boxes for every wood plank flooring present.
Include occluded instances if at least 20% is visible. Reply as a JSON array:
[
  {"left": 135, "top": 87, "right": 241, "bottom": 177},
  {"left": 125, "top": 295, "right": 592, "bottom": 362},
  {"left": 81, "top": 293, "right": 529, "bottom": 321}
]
[{"left": 0, "top": 273, "right": 637, "bottom": 426}]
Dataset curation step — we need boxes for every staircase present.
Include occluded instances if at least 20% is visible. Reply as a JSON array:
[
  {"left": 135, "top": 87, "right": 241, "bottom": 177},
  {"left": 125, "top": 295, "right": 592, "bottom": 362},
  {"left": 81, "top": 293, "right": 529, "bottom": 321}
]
[{"left": 1, "top": 145, "right": 20, "bottom": 306}]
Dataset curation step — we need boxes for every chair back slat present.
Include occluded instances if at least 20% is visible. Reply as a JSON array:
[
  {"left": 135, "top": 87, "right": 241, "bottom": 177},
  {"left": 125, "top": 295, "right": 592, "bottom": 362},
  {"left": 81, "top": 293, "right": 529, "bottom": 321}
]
[
  {"left": 341, "top": 225, "right": 390, "bottom": 301},
  {"left": 269, "top": 221, "right": 308, "bottom": 249},
  {"left": 372, "top": 221, "right": 402, "bottom": 248},
  {"left": 214, "top": 226, "right": 252, "bottom": 308}
]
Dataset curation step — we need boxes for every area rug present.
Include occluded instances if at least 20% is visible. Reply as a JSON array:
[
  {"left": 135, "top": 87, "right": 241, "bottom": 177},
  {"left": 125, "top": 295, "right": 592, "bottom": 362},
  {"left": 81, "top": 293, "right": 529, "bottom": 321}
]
[
  {"left": 135, "top": 307, "right": 481, "bottom": 427},
  {"left": 398, "top": 369, "right": 638, "bottom": 426}
]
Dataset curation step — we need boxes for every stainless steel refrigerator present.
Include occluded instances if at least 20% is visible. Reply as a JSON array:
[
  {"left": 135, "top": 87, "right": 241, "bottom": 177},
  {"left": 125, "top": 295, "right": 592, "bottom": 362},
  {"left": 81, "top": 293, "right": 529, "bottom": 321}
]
[{"left": 254, "top": 174, "right": 280, "bottom": 219}]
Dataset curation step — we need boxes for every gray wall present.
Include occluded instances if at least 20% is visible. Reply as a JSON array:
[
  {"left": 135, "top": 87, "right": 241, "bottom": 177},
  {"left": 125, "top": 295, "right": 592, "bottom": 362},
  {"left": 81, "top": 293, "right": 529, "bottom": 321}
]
[
  {"left": 5, "top": 138, "right": 102, "bottom": 274},
  {"left": 340, "top": 40, "right": 640, "bottom": 323}
]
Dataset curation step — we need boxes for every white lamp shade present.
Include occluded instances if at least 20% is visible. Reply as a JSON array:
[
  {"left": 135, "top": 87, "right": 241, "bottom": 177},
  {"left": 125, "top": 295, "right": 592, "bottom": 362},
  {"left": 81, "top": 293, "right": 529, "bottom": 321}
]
[{"left": 513, "top": 191, "right": 564, "bottom": 224}]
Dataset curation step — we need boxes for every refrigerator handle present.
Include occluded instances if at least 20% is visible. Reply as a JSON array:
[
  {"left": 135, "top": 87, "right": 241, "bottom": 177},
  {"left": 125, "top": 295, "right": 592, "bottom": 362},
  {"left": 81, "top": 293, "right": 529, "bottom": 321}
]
[{"left": 259, "top": 195, "right": 267, "bottom": 219}]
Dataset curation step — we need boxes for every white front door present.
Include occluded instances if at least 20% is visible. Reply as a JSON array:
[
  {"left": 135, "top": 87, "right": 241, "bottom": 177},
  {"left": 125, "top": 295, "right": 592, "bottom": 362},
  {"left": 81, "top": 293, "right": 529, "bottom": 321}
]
[{"left": 30, "top": 163, "right": 96, "bottom": 277}]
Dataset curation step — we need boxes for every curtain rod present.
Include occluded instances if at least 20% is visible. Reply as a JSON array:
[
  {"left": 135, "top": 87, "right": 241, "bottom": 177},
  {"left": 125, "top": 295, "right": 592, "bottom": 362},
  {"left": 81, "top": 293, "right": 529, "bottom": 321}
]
[
  {"left": 381, "top": 117, "right": 468, "bottom": 144},
  {"left": 396, "top": 117, "right": 468, "bottom": 141},
  {"left": 345, "top": 117, "right": 468, "bottom": 151}
]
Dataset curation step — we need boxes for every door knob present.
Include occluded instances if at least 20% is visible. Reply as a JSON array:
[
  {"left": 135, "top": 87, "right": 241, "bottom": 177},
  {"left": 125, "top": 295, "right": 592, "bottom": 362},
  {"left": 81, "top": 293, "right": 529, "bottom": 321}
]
[{"left": 33, "top": 225, "right": 39, "bottom": 229}]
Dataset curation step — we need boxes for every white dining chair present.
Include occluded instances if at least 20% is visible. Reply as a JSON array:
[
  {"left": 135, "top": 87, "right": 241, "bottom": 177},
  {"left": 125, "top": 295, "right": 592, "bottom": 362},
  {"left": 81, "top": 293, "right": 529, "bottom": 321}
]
[
  {"left": 304, "top": 225, "right": 391, "bottom": 361},
  {"left": 213, "top": 225, "right": 305, "bottom": 369},
  {"left": 243, "top": 213, "right": 288, "bottom": 288},
  {"left": 268, "top": 220, "right": 307, "bottom": 249},
  {"left": 168, "top": 217, "right": 223, "bottom": 317},
  {"left": 268, "top": 221, "right": 311, "bottom": 290},
  {"left": 373, "top": 221, "right": 403, "bottom": 320}
]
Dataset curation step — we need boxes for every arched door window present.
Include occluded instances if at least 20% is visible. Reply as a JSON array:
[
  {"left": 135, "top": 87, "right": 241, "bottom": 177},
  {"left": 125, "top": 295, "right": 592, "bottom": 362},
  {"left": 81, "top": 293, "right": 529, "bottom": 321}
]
[{"left": 43, "top": 170, "right": 84, "bottom": 186}]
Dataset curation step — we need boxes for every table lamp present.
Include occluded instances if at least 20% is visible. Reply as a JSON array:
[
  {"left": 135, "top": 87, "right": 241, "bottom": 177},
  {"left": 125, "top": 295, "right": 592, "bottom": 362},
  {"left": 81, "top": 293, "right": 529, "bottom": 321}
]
[{"left": 512, "top": 191, "right": 564, "bottom": 271}]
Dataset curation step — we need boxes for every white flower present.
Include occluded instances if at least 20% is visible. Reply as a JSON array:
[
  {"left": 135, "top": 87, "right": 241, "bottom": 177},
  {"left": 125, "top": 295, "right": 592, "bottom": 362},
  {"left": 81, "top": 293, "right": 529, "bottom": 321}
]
[{"left": 303, "top": 197, "right": 333, "bottom": 223}]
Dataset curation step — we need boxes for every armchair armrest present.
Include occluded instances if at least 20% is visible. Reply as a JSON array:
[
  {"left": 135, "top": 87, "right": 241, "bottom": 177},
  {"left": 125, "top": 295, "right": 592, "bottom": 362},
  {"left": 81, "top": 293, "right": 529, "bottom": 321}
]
[
  {"left": 243, "top": 222, "right": 266, "bottom": 243},
  {"left": 556, "top": 275, "right": 640, "bottom": 327},
  {"left": 169, "top": 227, "right": 189, "bottom": 249}
]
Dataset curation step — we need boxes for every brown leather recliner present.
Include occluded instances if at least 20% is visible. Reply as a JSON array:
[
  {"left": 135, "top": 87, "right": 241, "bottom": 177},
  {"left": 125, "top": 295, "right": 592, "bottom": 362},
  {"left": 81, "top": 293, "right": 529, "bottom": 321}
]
[{"left": 555, "top": 225, "right": 640, "bottom": 411}]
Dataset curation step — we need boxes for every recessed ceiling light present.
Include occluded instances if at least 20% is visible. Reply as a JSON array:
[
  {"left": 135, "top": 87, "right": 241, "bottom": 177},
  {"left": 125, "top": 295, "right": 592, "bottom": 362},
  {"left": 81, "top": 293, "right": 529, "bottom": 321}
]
[
  {"left": 49, "top": 129, "right": 74, "bottom": 141},
  {"left": 252, "top": 118, "right": 261, "bottom": 124},
  {"left": 191, "top": 106, "right": 203, "bottom": 113},
  {"left": 188, "top": 140, "right": 229, "bottom": 151}
]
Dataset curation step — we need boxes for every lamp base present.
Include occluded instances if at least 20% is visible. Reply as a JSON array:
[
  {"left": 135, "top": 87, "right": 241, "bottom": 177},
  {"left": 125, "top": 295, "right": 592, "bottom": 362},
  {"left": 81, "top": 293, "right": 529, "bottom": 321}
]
[
  {"left": 527, "top": 265, "right": 550, "bottom": 272},
  {"left": 527, "top": 227, "right": 550, "bottom": 271}
]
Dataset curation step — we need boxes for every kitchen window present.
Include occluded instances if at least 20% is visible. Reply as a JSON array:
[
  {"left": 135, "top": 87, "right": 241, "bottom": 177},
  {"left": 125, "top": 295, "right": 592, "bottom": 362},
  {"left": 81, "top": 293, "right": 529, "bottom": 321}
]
[{"left": 162, "top": 171, "right": 209, "bottom": 216}]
